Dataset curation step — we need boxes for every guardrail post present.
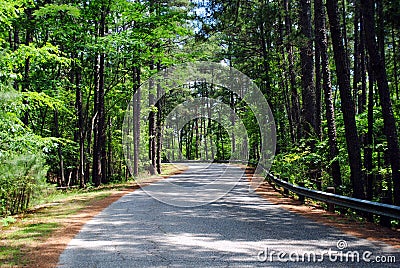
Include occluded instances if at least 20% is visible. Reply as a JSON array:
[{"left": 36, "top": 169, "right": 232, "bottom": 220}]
[
  {"left": 326, "top": 187, "right": 335, "bottom": 212},
  {"left": 283, "top": 178, "right": 289, "bottom": 195},
  {"left": 298, "top": 182, "right": 305, "bottom": 204},
  {"left": 380, "top": 191, "right": 392, "bottom": 227}
]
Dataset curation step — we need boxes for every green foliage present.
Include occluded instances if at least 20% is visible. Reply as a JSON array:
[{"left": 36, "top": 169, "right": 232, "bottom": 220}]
[
  {"left": 0, "top": 74, "right": 48, "bottom": 216},
  {"left": 0, "top": 150, "right": 48, "bottom": 216},
  {"left": 272, "top": 146, "right": 313, "bottom": 185},
  {"left": 272, "top": 137, "right": 349, "bottom": 192},
  {"left": 34, "top": 4, "right": 80, "bottom": 18},
  {"left": 1, "top": 216, "right": 16, "bottom": 227}
]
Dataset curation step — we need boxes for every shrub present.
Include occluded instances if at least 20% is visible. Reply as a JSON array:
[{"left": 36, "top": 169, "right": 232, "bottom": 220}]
[{"left": 0, "top": 151, "right": 48, "bottom": 216}]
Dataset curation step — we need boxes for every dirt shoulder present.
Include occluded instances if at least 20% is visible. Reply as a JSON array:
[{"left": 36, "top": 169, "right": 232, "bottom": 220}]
[{"left": 243, "top": 166, "right": 400, "bottom": 249}]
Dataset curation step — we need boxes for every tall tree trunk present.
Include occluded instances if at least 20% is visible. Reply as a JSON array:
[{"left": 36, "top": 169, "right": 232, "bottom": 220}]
[
  {"left": 315, "top": 41, "right": 322, "bottom": 140},
  {"left": 376, "top": 0, "right": 385, "bottom": 66},
  {"left": 54, "top": 109, "right": 65, "bottom": 187},
  {"left": 85, "top": 76, "right": 94, "bottom": 184},
  {"left": 277, "top": 9, "right": 294, "bottom": 144},
  {"left": 75, "top": 59, "right": 85, "bottom": 188},
  {"left": 207, "top": 87, "right": 215, "bottom": 160},
  {"left": 365, "top": 61, "right": 374, "bottom": 201},
  {"left": 315, "top": 0, "right": 342, "bottom": 190},
  {"left": 229, "top": 59, "right": 236, "bottom": 157},
  {"left": 259, "top": 7, "right": 271, "bottom": 96},
  {"left": 230, "top": 91, "right": 236, "bottom": 157},
  {"left": 133, "top": 66, "right": 140, "bottom": 176},
  {"left": 148, "top": 63, "right": 156, "bottom": 175},
  {"left": 326, "top": 0, "right": 365, "bottom": 199},
  {"left": 341, "top": 0, "right": 350, "bottom": 68},
  {"left": 92, "top": 5, "right": 107, "bottom": 186},
  {"left": 156, "top": 62, "right": 162, "bottom": 174},
  {"left": 284, "top": 0, "right": 301, "bottom": 142},
  {"left": 299, "top": 0, "right": 316, "bottom": 137},
  {"left": 202, "top": 86, "right": 208, "bottom": 160},
  {"left": 391, "top": 23, "right": 399, "bottom": 100},
  {"left": 359, "top": 10, "right": 367, "bottom": 113},
  {"left": 353, "top": 1, "right": 361, "bottom": 113},
  {"left": 195, "top": 117, "right": 199, "bottom": 159},
  {"left": 361, "top": 0, "right": 400, "bottom": 205},
  {"left": 107, "top": 116, "right": 113, "bottom": 179},
  {"left": 92, "top": 54, "right": 102, "bottom": 186}
]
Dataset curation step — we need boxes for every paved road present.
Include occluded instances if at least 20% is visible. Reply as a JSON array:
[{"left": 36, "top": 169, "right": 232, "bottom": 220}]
[{"left": 58, "top": 164, "right": 399, "bottom": 267}]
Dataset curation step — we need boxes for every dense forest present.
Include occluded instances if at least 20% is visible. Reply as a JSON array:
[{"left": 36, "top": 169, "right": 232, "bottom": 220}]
[{"left": 0, "top": 0, "right": 399, "bottom": 224}]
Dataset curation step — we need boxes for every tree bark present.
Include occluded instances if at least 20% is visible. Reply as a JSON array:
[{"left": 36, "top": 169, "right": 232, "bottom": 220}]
[
  {"left": 315, "top": 0, "right": 342, "bottom": 190},
  {"left": 259, "top": 6, "right": 271, "bottom": 96},
  {"left": 365, "top": 61, "right": 374, "bottom": 201},
  {"left": 54, "top": 109, "right": 65, "bottom": 187},
  {"left": 353, "top": 1, "right": 361, "bottom": 113},
  {"left": 107, "top": 116, "right": 113, "bottom": 179},
  {"left": 284, "top": 0, "right": 301, "bottom": 142},
  {"left": 391, "top": 23, "right": 399, "bottom": 100},
  {"left": 299, "top": 0, "right": 316, "bottom": 137},
  {"left": 208, "top": 86, "right": 215, "bottom": 160},
  {"left": 376, "top": 0, "right": 385, "bottom": 66},
  {"left": 326, "top": 0, "right": 365, "bottom": 199},
  {"left": 359, "top": 10, "right": 367, "bottom": 113},
  {"left": 341, "top": 0, "right": 350, "bottom": 68},
  {"left": 361, "top": 0, "right": 400, "bottom": 205},
  {"left": 75, "top": 59, "right": 85, "bottom": 188},
  {"left": 156, "top": 62, "right": 162, "bottom": 174},
  {"left": 277, "top": 9, "right": 294, "bottom": 144},
  {"left": 315, "top": 39, "right": 322, "bottom": 140},
  {"left": 148, "top": 63, "right": 156, "bottom": 175},
  {"left": 133, "top": 66, "right": 140, "bottom": 176},
  {"left": 92, "top": 4, "right": 107, "bottom": 186}
]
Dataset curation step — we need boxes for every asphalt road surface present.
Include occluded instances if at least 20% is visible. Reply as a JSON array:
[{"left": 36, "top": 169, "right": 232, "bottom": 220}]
[{"left": 58, "top": 163, "right": 399, "bottom": 267}]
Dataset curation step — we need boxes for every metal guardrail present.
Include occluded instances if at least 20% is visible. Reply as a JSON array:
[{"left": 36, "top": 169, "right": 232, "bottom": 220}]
[
  {"left": 264, "top": 172, "right": 400, "bottom": 220},
  {"left": 167, "top": 160, "right": 400, "bottom": 219}
]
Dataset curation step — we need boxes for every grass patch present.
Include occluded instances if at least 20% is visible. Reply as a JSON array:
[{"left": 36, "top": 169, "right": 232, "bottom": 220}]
[
  {"left": 8, "top": 222, "right": 60, "bottom": 241},
  {"left": 0, "top": 246, "right": 22, "bottom": 267}
]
